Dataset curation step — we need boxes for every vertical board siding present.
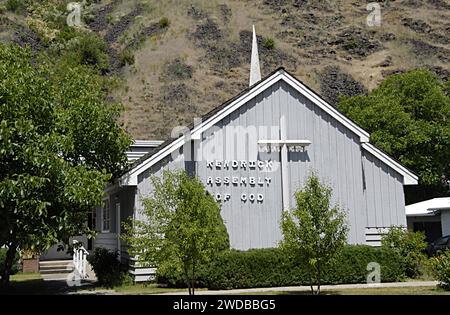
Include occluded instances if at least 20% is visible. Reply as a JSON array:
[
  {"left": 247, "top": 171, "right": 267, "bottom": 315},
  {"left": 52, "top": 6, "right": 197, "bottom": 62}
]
[
  {"left": 135, "top": 154, "right": 185, "bottom": 223},
  {"left": 131, "top": 81, "right": 407, "bottom": 250},
  {"left": 363, "top": 150, "right": 406, "bottom": 229},
  {"left": 93, "top": 233, "right": 118, "bottom": 252},
  {"left": 441, "top": 211, "right": 450, "bottom": 236}
]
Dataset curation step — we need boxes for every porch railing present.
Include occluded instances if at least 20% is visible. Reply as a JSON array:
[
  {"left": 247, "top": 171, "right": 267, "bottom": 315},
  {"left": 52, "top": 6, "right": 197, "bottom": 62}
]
[{"left": 72, "top": 240, "right": 89, "bottom": 279}]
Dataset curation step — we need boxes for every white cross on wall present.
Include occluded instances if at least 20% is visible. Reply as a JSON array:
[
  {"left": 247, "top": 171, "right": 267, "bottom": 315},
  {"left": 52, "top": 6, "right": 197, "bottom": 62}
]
[{"left": 258, "top": 115, "right": 311, "bottom": 211}]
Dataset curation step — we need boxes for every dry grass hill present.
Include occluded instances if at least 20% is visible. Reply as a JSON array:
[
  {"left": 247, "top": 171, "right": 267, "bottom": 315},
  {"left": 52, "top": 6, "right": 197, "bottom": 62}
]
[{"left": 1, "top": 0, "right": 449, "bottom": 140}]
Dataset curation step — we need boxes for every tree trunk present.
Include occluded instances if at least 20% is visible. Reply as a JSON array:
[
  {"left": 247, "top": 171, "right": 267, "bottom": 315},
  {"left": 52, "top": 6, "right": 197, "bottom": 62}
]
[
  {"left": 0, "top": 244, "right": 17, "bottom": 287},
  {"left": 308, "top": 270, "right": 314, "bottom": 295},
  {"left": 316, "top": 261, "right": 321, "bottom": 295},
  {"left": 191, "top": 261, "right": 195, "bottom": 296},
  {"left": 184, "top": 265, "right": 192, "bottom": 295}
]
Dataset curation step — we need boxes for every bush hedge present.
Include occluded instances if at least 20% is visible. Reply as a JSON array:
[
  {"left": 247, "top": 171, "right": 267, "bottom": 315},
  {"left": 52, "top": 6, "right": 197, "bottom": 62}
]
[
  {"left": 157, "top": 245, "right": 405, "bottom": 289},
  {"left": 381, "top": 227, "right": 427, "bottom": 278},
  {"left": 87, "top": 248, "right": 132, "bottom": 287},
  {"left": 430, "top": 250, "right": 450, "bottom": 290}
]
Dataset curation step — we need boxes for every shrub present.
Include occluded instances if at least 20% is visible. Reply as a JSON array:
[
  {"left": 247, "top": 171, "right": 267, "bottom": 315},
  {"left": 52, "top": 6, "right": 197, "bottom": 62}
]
[
  {"left": 381, "top": 226, "right": 428, "bottom": 278},
  {"left": 262, "top": 38, "right": 275, "bottom": 50},
  {"left": 6, "top": 0, "right": 25, "bottom": 13},
  {"left": 159, "top": 17, "right": 170, "bottom": 28},
  {"left": 165, "top": 59, "right": 193, "bottom": 80},
  {"left": 61, "top": 32, "right": 110, "bottom": 73},
  {"left": 157, "top": 245, "right": 405, "bottom": 290},
  {"left": 343, "top": 38, "right": 358, "bottom": 50},
  {"left": 0, "top": 248, "right": 19, "bottom": 277},
  {"left": 430, "top": 250, "right": 450, "bottom": 290},
  {"left": 87, "top": 248, "right": 126, "bottom": 287},
  {"left": 119, "top": 49, "right": 135, "bottom": 66},
  {"left": 56, "top": 26, "right": 81, "bottom": 42}
]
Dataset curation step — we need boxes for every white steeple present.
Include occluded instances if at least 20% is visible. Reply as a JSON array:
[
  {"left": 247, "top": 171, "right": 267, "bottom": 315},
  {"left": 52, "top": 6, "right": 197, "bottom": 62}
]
[{"left": 249, "top": 25, "right": 261, "bottom": 87}]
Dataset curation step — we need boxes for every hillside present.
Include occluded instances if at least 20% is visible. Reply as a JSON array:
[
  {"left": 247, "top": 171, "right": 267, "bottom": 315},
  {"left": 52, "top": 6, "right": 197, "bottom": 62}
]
[{"left": 1, "top": 0, "right": 449, "bottom": 140}]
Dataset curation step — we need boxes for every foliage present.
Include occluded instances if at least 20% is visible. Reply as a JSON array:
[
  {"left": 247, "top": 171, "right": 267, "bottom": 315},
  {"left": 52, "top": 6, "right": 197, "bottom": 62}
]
[
  {"left": 0, "top": 44, "right": 131, "bottom": 285},
  {"left": 119, "top": 49, "right": 135, "bottom": 66},
  {"left": 280, "top": 172, "right": 348, "bottom": 294},
  {"left": 87, "top": 248, "right": 131, "bottom": 287},
  {"left": 343, "top": 38, "right": 358, "bottom": 50},
  {"left": 6, "top": 0, "right": 25, "bottom": 13},
  {"left": 60, "top": 32, "right": 110, "bottom": 73},
  {"left": 262, "top": 38, "right": 275, "bottom": 50},
  {"left": 159, "top": 17, "right": 170, "bottom": 28},
  {"left": 430, "top": 250, "right": 450, "bottom": 290},
  {"left": 122, "top": 170, "right": 229, "bottom": 295},
  {"left": 25, "top": 0, "right": 68, "bottom": 43},
  {"left": 0, "top": 248, "right": 19, "bottom": 277},
  {"left": 157, "top": 246, "right": 405, "bottom": 290},
  {"left": 445, "top": 78, "right": 450, "bottom": 98},
  {"left": 381, "top": 226, "right": 428, "bottom": 278},
  {"left": 338, "top": 70, "right": 450, "bottom": 195}
]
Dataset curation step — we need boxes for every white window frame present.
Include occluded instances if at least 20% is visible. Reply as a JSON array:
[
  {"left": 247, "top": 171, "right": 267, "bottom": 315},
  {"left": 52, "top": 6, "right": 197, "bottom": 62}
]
[{"left": 102, "top": 199, "right": 110, "bottom": 233}]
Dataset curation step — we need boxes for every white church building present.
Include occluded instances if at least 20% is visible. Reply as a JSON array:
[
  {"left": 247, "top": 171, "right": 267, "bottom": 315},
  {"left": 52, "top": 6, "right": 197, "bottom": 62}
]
[{"left": 41, "top": 28, "right": 419, "bottom": 281}]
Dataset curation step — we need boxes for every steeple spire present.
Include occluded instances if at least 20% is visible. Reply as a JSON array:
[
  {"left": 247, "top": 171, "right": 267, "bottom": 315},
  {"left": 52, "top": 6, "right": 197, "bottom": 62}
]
[{"left": 249, "top": 25, "right": 261, "bottom": 87}]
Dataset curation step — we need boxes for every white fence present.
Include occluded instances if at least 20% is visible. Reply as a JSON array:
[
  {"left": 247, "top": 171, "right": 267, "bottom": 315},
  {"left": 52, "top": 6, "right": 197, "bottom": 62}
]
[{"left": 72, "top": 240, "right": 89, "bottom": 279}]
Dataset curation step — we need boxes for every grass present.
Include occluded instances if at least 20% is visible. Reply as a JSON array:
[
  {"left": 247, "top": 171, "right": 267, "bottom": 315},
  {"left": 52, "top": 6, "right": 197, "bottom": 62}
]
[
  {"left": 0, "top": 272, "right": 73, "bottom": 295},
  {"left": 10, "top": 272, "right": 42, "bottom": 282},
  {"left": 244, "top": 286, "right": 450, "bottom": 295},
  {"left": 1, "top": 274, "right": 449, "bottom": 295},
  {"left": 111, "top": 283, "right": 187, "bottom": 295}
]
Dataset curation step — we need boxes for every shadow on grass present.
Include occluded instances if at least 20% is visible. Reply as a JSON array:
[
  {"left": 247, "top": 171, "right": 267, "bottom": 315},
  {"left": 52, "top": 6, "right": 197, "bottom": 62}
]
[
  {"left": 0, "top": 279, "right": 94, "bottom": 295},
  {"left": 279, "top": 291, "right": 341, "bottom": 295}
]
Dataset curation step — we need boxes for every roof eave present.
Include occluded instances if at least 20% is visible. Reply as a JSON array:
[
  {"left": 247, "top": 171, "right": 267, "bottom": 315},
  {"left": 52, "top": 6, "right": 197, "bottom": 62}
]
[
  {"left": 361, "top": 143, "right": 418, "bottom": 185},
  {"left": 120, "top": 68, "right": 415, "bottom": 187}
]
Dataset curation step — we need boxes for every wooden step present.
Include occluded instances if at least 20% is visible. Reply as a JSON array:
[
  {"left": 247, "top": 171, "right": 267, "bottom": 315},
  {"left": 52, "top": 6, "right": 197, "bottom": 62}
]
[
  {"left": 40, "top": 263, "right": 73, "bottom": 270},
  {"left": 40, "top": 268, "right": 73, "bottom": 274},
  {"left": 39, "top": 259, "right": 73, "bottom": 265},
  {"left": 39, "top": 259, "right": 74, "bottom": 276}
]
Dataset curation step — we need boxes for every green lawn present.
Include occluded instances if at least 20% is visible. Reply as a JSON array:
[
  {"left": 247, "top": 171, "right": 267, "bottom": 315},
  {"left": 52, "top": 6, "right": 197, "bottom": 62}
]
[
  {"left": 2, "top": 274, "right": 449, "bottom": 295},
  {"left": 11, "top": 272, "right": 43, "bottom": 282},
  {"left": 112, "top": 283, "right": 188, "bottom": 295},
  {"left": 246, "top": 286, "right": 450, "bottom": 295},
  {"left": 2, "top": 273, "right": 185, "bottom": 295}
]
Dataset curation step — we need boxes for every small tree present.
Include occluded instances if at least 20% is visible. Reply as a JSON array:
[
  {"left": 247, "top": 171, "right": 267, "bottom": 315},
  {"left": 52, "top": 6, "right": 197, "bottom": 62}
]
[
  {"left": 122, "top": 170, "right": 229, "bottom": 295},
  {"left": 381, "top": 226, "right": 427, "bottom": 278},
  {"left": 430, "top": 250, "right": 450, "bottom": 291},
  {"left": 280, "top": 172, "right": 348, "bottom": 295}
]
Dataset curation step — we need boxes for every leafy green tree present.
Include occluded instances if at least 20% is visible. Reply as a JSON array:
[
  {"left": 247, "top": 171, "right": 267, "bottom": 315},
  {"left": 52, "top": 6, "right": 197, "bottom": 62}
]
[
  {"left": 381, "top": 226, "right": 427, "bottom": 278},
  {"left": 0, "top": 44, "right": 131, "bottom": 286},
  {"left": 122, "top": 170, "right": 229, "bottom": 295},
  {"left": 280, "top": 172, "right": 348, "bottom": 295},
  {"left": 338, "top": 70, "right": 450, "bottom": 202},
  {"left": 430, "top": 250, "right": 450, "bottom": 290}
]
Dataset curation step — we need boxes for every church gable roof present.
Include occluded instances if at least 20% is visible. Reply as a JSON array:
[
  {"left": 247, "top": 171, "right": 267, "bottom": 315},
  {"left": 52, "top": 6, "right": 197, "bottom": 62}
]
[{"left": 120, "top": 68, "right": 418, "bottom": 186}]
